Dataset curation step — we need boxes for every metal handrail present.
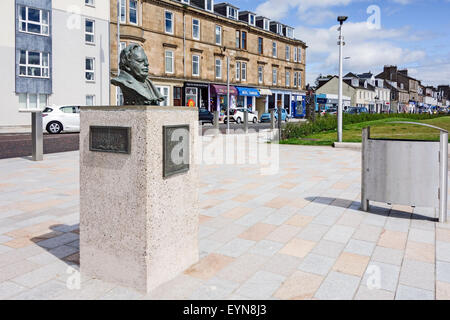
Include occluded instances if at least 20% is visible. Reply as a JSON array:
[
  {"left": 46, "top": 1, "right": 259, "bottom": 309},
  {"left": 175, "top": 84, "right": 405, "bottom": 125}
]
[{"left": 386, "top": 121, "right": 448, "bottom": 133}]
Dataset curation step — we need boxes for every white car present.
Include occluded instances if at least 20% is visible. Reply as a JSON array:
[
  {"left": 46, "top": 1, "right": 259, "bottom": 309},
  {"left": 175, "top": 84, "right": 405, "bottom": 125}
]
[
  {"left": 42, "top": 106, "right": 80, "bottom": 134},
  {"left": 223, "top": 108, "right": 258, "bottom": 124}
]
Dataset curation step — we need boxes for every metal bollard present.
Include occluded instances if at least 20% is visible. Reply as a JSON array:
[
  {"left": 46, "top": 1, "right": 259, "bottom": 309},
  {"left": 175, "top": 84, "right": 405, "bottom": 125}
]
[
  {"left": 440, "top": 130, "right": 448, "bottom": 223},
  {"left": 31, "top": 112, "right": 43, "bottom": 161},
  {"left": 277, "top": 108, "right": 282, "bottom": 132},
  {"left": 244, "top": 109, "right": 248, "bottom": 134},
  {"left": 270, "top": 110, "right": 275, "bottom": 130},
  {"left": 214, "top": 111, "right": 219, "bottom": 130}
]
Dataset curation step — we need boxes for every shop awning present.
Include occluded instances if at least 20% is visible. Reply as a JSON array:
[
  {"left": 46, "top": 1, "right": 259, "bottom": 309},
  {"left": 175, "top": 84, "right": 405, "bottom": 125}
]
[
  {"left": 211, "top": 84, "right": 238, "bottom": 95},
  {"left": 258, "top": 88, "right": 273, "bottom": 96},
  {"left": 236, "top": 87, "right": 260, "bottom": 97}
]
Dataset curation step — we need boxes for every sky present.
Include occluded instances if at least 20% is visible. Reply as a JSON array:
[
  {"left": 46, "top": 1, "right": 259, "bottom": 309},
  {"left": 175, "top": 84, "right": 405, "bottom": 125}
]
[{"left": 232, "top": 0, "right": 450, "bottom": 87}]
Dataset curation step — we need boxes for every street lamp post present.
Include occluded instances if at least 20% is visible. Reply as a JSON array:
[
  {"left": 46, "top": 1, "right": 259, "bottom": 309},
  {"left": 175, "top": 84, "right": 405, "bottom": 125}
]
[
  {"left": 227, "top": 56, "right": 230, "bottom": 134},
  {"left": 337, "top": 16, "right": 348, "bottom": 143}
]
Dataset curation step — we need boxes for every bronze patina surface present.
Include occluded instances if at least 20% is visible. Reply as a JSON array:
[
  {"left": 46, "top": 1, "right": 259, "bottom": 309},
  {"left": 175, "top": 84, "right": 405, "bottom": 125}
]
[{"left": 111, "top": 44, "right": 165, "bottom": 106}]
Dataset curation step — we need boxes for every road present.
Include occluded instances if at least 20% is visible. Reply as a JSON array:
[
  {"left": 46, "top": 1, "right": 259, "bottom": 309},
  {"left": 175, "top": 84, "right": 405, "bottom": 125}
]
[
  {"left": 0, "top": 133, "right": 79, "bottom": 160},
  {"left": 0, "top": 123, "right": 275, "bottom": 159}
]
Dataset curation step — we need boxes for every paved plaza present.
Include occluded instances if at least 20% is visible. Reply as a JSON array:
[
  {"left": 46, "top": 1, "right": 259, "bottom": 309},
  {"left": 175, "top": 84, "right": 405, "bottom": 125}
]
[{"left": 0, "top": 145, "right": 449, "bottom": 300}]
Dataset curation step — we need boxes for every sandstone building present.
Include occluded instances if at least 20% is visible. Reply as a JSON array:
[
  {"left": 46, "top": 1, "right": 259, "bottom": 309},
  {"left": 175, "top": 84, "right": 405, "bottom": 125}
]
[{"left": 110, "top": 0, "right": 307, "bottom": 117}]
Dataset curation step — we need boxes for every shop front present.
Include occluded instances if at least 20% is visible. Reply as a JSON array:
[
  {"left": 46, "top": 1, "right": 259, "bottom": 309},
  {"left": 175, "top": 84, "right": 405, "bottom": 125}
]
[
  {"left": 269, "top": 90, "right": 306, "bottom": 116},
  {"left": 150, "top": 78, "right": 184, "bottom": 107},
  {"left": 210, "top": 84, "right": 238, "bottom": 114},
  {"left": 236, "top": 87, "right": 260, "bottom": 114},
  {"left": 256, "top": 89, "right": 272, "bottom": 117},
  {"left": 183, "top": 82, "right": 210, "bottom": 109}
]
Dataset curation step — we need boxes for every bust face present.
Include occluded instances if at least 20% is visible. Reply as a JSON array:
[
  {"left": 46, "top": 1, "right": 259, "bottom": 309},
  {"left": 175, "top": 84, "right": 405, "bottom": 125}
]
[{"left": 127, "top": 47, "right": 149, "bottom": 83}]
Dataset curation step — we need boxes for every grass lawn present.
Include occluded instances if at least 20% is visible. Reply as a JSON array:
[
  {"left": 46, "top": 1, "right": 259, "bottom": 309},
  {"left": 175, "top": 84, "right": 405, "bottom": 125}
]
[{"left": 281, "top": 116, "right": 450, "bottom": 146}]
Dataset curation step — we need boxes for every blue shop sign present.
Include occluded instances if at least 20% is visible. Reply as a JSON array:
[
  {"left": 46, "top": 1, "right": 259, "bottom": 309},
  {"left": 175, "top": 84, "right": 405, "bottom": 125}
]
[{"left": 236, "top": 87, "right": 260, "bottom": 97}]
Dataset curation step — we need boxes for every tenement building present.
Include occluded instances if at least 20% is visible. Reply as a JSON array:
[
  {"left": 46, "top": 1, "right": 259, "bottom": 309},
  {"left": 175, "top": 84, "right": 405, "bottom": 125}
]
[
  {"left": 1, "top": 0, "right": 111, "bottom": 128},
  {"left": 111, "top": 0, "right": 307, "bottom": 117}
]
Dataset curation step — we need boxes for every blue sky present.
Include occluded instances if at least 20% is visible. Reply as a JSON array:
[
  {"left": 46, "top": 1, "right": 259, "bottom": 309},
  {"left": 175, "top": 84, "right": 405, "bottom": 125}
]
[{"left": 232, "top": 0, "right": 450, "bottom": 87}]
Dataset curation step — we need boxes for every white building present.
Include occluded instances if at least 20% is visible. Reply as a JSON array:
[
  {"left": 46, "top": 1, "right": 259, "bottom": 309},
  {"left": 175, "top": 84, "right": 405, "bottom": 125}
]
[{"left": 0, "top": 0, "right": 110, "bottom": 128}]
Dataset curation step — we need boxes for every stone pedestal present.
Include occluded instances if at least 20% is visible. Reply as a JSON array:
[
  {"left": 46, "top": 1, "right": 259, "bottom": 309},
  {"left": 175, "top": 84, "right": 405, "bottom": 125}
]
[{"left": 79, "top": 106, "right": 199, "bottom": 293}]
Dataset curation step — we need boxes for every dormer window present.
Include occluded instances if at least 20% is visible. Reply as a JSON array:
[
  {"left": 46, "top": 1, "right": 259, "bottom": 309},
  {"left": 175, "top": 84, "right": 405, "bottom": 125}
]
[
  {"left": 248, "top": 14, "right": 255, "bottom": 26},
  {"left": 277, "top": 24, "right": 283, "bottom": 35},
  {"left": 352, "top": 79, "right": 358, "bottom": 87},
  {"left": 227, "top": 6, "right": 238, "bottom": 20},
  {"left": 181, "top": 0, "right": 190, "bottom": 4},
  {"left": 205, "top": 0, "right": 213, "bottom": 12},
  {"left": 263, "top": 19, "right": 270, "bottom": 31}
]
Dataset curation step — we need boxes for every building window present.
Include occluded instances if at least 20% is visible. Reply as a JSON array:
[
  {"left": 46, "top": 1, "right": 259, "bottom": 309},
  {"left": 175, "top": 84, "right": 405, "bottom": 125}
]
[
  {"left": 241, "top": 31, "right": 247, "bottom": 50},
  {"left": 119, "top": 0, "right": 126, "bottom": 23},
  {"left": 215, "top": 25, "right": 222, "bottom": 45},
  {"left": 294, "top": 71, "right": 298, "bottom": 87},
  {"left": 129, "top": 0, "right": 138, "bottom": 24},
  {"left": 236, "top": 62, "right": 240, "bottom": 81},
  {"left": 85, "top": 0, "right": 95, "bottom": 6},
  {"left": 215, "top": 58, "right": 222, "bottom": 79},
  {"left": 156, "top": 86, "right": 170, "bottom": 106},
  {"left": 286, "top": 45, "right": 290, "bottom": 61},
  {"left": 258, "top": 66, "right": 263, "bottom": 84},
  {"left": 263, "top": 19, "right": 270, "bottom": 31},
  {"left": 192, "top": 55, "right": 200, "bottom": 76},
  {"left": 18, "top": 6, "right": 49, "bottom": 36},
  {"left": 241, "top": 62, "right": 247, "bottom": 81},
  {"left": 85, "top": 19, "right": 95, "bottom": 44},
  {"left": 294, "top": 47, "right": 297, "bottom": 62},
  {"left": 192, "top": 19, "right": 200, "bottom": 40},
  {"left": 258, "top": 37, "right": 263, "bottom": 55},
  {"left": 298, "top": 47, "right": 302, "bottom": 63},
  {"left": 272, "top": 68, "right": 277, "bottom": 85},
  {"left": 236, "top": 31, "right": 240, "bottom": 48},
  {"left": 298, "top": 72, "right": 302, "bottom": 88},
  {"left": 19, "top": 50, "right": 49, "bottom": 78},
  {"left": 18, "top": 93, "right": 48, "bottom": 110},
  {"left": 165, "top": 50, "right": 174, "bottom": 74},
  {"left": 286, "top": 70, "right": 290, "bottom": 87},
  {"left": 86, "top": 95, "right": 95, "bottom": 106},
  {"left": 181, "top": 0, "right": 190, "bottom": 3},
  {"left": 205, "top": 0, "right": 213, "bottom": 12},
  {"left": 272, "top": 42, "right": 277, "bottom": 58},
  {"left": 165, "top": 11, "right": 173, "bottom": 34},
  {"left": 227, "top": 7, "right": 238, "bottom": 20},
  {"left": 85, "top": 57, "right": 95, "bottom": 81},
  {"left": 249, "top": 14, "right": 255, "bottom": 26}
]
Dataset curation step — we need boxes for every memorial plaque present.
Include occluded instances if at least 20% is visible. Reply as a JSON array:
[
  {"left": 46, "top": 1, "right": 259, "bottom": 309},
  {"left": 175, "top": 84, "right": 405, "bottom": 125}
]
[
  {"left": 89, "top": 126, "right": 131, "bottom": 154},
  {"left": 163, "top": 125, "right": 190, "bottom": 178}
]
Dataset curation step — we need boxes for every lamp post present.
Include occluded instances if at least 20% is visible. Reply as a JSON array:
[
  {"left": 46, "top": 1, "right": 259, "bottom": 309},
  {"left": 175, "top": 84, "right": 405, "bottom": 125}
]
[{"left": 337, "top": 16, "right": 348, "bottom": 142}]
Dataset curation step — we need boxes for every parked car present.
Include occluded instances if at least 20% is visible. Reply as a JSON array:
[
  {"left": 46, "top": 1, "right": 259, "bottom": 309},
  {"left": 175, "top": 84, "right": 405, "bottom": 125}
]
[
  {"left": 223, "top": 109, "right": 244, "bottom": 123},
  {"left": 199, "top": 108, "right": 214, "bottom": 125},
  {"left": 345, "top": 107, "right": 369, "bottom": 114},
  {"left": 260, "top": 108, "right": 289, "bottom": 123},
  {"left": 236, "top": 108, "right": 258, "bottom": 123},
  {"left": 42, "top": 106, "right": 80, "bottom": 134},
  {"left": 321, "top": 107, "right": 337, "bottom": 116}
]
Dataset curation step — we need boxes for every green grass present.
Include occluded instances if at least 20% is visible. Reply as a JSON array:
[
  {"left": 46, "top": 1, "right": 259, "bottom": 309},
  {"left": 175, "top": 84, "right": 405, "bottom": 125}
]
[{"left": 280, "top": 116, "right": 450, "bottom": 146}]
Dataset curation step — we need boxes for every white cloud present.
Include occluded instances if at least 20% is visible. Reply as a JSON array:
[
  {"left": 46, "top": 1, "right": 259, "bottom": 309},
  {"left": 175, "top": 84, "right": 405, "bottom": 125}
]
[
  {"left": 255, "top": 0, "right": 353, "bottom": 20},
  {"left": 296, "top": 22, "right": 429, "bottom": 85}
]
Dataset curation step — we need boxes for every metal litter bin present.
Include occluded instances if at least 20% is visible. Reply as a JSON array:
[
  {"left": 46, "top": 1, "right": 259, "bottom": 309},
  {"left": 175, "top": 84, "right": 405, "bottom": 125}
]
[{"left": 361, "top": 122, "right": 448, "bottom": 222}]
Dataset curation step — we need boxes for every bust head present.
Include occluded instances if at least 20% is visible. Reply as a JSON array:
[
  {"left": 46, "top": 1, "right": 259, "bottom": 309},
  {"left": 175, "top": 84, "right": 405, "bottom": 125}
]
[{"left": 119, "top": 44, "right": 149, "bottom": 83}]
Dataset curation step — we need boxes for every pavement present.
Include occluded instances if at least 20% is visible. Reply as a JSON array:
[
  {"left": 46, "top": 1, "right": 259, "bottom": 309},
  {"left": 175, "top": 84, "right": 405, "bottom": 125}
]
[{"left": 0, "top": 145, "right": 449, "bottom": 300}]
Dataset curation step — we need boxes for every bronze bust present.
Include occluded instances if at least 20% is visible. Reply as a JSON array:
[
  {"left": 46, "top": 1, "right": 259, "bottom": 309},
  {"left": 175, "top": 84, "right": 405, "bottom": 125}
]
[{"left": 111, "top": 44, "right": 165, "bottom": 106}]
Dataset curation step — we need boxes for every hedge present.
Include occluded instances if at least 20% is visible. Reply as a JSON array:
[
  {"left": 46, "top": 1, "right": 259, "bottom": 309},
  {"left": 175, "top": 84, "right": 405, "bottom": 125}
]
[{"left": 282, "top": 113, "right": 446, "bottom": 140}]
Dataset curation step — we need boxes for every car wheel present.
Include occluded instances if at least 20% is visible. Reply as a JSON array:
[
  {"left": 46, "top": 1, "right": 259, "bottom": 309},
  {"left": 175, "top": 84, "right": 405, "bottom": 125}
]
[
  {"left": 285, "top": 117, "right": 289, "bottom": 122},
  {"left": 252, "top": 117, "right": 257, "bottom": 124},
  {"left": 47, "top": 121, "right": 63, "bottom": 134},
  {"left": 236, "top": 117, "right": 242, "bottom": 124}
]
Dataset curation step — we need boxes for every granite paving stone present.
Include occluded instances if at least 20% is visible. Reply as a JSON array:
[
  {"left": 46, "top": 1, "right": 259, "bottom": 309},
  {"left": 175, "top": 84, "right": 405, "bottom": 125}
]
[
  {"left": 314, "top": 271, "right": 360, "bottom": 300},
  {"left": 0, "top": 146, "right": 446, "bottom": 299}
]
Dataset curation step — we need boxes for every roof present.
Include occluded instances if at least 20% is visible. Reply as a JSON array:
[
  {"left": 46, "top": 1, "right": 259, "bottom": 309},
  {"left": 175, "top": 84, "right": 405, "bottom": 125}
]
[{"left": 214, "top": 2, "right": 239, "bottom": 9}]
